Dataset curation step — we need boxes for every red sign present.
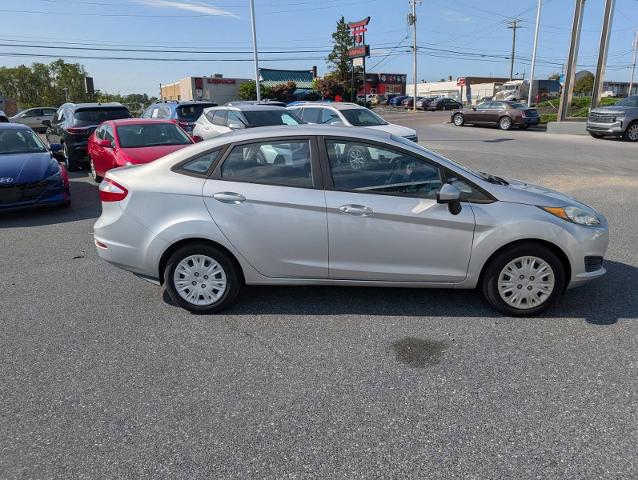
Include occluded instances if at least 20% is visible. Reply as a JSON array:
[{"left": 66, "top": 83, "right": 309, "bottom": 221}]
[
  {"left": 348, "top": 45, "right": 369, "bottom": 59},
  {"left": 457, "top": 77, "right": 466, "bottom": 86},
  {"left": 207, "top": 78, "right": 236, "bottom": 85}
]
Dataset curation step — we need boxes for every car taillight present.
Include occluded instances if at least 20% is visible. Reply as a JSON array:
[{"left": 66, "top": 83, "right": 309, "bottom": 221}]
[
  {"left": 66, "top": 126, "right": 89, "bottom": 134},
  {"left": 192, "top": 135, "right": 203, "bottom": 143},
  {"left": 99, "top": 178, "right": 128, "bottom": 202},
  {"left": 521, "top": 110, "right": 527, "bottom": 118}
]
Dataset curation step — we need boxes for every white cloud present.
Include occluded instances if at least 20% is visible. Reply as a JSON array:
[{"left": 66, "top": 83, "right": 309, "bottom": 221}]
[{"left": 136, "top": 0, "right": 238, "bottom": 17}]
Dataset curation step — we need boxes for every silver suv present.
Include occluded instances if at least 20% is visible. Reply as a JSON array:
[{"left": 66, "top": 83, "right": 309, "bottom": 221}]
[{"left": 587, "top": 95, "right": 638, "bottom": 141}]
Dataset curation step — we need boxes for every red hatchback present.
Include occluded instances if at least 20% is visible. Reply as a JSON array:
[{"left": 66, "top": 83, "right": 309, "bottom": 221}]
[{"left": 87, "top": 119, "right": 194, "bottom": 182}]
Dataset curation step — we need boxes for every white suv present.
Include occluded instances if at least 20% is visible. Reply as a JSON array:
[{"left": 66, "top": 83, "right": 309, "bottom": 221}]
[{"left": 288, "top": 102, "right": 418, "bottom": 142}]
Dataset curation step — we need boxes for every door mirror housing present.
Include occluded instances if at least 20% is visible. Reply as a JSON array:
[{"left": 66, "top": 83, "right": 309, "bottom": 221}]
[
  {"left": 227, "top": 122, "right": 243, "bottom": 130},
  {"left": 436, "top": 183, "right": 462, "bottom": 215},
  {"left": 98, "top": 139, "right": 113, "bottom": 148},
  {"left": 330, "top": 120, "right": 344, "bottom": 126},
  {"left": 42, "top": 119, "right": 51, "bottom": 127},
  {"left": 471, "top": 106, "right": 477, "bottom": 111}
]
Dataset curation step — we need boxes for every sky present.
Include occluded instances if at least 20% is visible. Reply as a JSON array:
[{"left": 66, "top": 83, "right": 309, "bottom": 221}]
[{"left": 1, "top": 0, "right": 637, "bottom": 96}]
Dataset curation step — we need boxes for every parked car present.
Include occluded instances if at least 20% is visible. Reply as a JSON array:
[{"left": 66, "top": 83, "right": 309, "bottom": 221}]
[
  {"left": 141, "top": 100, "right": 218, "bottom": 135},
  {"left": 9, "top": 107, "right": 58, "bottom": 132},
  {"left": 426, "top": 98, "right": 463, "bottom": 111},
  {"left": 0, "top": 123, "right": 69, "bottom": 210},
  {"left": 45, "top": 102, "right": 132, "bottom": 171},
  {"left": 193, "top": 104, "right": 303, "bottom": 142},
  {"left": 415, "top": 97, "right": 439, "bottom": 110},
  {"left": 0, "top": 110, "right": 8, "bottom": 123},
  {"left": 94, "top": 125, "right": 608, "bottom": 316},
  {"left": 388, "top": 96, "right": 408, "bottom": 107},
  {"left": 403, "top": 97, "right": 422, "bottom": 109},
  {"left": 87, "top": 119, "right": 194, "bottom": 183},
  {"left": 451, "top": 101, "right": 539, "bottom": 130},
  {"left": 587, "top": 95, "right": 638, "bottom": 141},
  {"left": 288, "top": 102, "right": 418, "bottom": 141}
]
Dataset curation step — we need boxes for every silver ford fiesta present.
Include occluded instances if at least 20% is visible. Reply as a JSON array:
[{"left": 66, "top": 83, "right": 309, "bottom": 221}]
[{"left": 94, "top": 125, "right": 608, "bottom": 316}]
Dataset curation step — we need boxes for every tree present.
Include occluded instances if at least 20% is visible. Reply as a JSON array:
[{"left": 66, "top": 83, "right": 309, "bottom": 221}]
[
  {"left": 270, "top": 81, "right": 297, "bottom": 103},
  {"left": 326, "top": 16, "right": 354, "bottom": 83},
  {"left": 548, "top": 72, "right": 561, "bottom": 81},
  {"left": 238, "top": 80, "right": 273, "bottom": 101},
  {"left": 574, "top": 72, "right": 594, "bottom": 95},
  {"left": 313, "top": 73, "right": 344, "bottom": 99}
]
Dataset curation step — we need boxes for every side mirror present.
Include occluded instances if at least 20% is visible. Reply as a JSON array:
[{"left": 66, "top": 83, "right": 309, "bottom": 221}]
[
  {"left": 472, "top": 106, "right": 477, "bottom": 111},
  {"left": 42, "top": 119, "right": 51, "bottom": 127},
  {"left": 98, "top": 139, "right": 113, "bottom": 148},
  {"left": 228, "top": 122, "right": 243, "bottom": 130},
  {"left": 436, "top": 183, "right": 462, "bottom": 215},
  {"left": 330, "top": 120, "right": 344, "bottom": 126},
  {"left": 49, "top": 143, "right": 62, "bottom": 153}
]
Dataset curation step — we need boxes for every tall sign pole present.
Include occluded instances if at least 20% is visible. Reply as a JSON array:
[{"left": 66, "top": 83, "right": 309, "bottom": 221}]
[
  {"left": 527, "top": 0, "right": 542, "bottom": 107},
  {"left": 557, "top": 0, "right": 586, "bottom": 121},
  {"left": 629, "top": 30, "right": 638, "bottom": 97},
  {"left": 590, "top": 0, "right": 615, "bottom": 110},
  {"left": 249, "top": 0, "right": 261, "bottom": 102},
  {"left": 347, "top": 17, "right": 371, "bottom": 102}
]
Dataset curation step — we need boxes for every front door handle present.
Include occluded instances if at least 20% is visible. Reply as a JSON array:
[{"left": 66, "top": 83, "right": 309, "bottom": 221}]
[
  {"left": 213, "top": 192, "right": 246, "bottom": 204},
  {"left": 338, "top": 204, "right": 373, "bottom": 217}
]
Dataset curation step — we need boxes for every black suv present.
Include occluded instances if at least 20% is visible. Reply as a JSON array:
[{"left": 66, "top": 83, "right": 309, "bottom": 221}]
[
  {"left": 45, "top": 102, "right": 131, "bottom": 170},
  {"left": 141, "top": 100, "right": 218, "bottom": 134}
]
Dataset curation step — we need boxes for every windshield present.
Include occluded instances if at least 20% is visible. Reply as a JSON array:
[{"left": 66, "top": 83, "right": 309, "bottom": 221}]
[
  {"left": 340, "top": 108, "right": 388, "bottom": 126},
  {"left": 615, "top": 96, "right": 638, "bottom": 107},
  {"left": 116, "top": 123, "right": 192, "bottom": 148},
  {"left": 502, "top": 85, "right": 518, "bottom": 91},
  {"left": 176, "top": 104, "right": 217, "bottom": 121},
  {"left": 0, "top": 129, "right": 48, "bottom": 154},
  {"left": 74, "top": 108, "right": 131, "bottom": 123},
  {"left": 242, "top": 110, "right": 302, "bottom": 127}
]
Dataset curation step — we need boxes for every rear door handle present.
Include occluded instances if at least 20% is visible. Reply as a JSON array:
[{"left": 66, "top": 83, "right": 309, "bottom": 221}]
[
  {"left": 213, "top": 192, "right": 246, "bottom": 204},
  {"left": 338, "top": 204, "right": 373, "bottom": 217}
]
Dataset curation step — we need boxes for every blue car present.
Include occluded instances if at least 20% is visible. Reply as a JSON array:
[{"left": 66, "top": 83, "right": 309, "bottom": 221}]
[
  {"left": 388, "top": 95, "right": 408, "bottom": 107},
  {"left": 0, "top": 123, "right": 70, "bottom": 211}
]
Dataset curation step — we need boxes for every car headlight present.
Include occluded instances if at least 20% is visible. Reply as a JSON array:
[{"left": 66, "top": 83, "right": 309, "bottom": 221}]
[{"left": 541, "top": 206, "right": 600, "bottom": 226}]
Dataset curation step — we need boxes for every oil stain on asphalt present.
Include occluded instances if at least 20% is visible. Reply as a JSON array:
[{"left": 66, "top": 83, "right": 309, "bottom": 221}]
[{"left": 390, "top": 337, "right": 448, "bottom": 368}]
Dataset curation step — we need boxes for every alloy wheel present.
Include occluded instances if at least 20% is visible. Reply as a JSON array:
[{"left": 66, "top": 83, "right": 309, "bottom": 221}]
[
  {"left": 173, "top": 254, "right": 227, "bottom": 306},
  {"left": 497, "top": 256, "right": 555, "bottom": 310},
  {"left": 348, "top": 148, "right": 367, "bottom": 170},
  {"left": 453, "top": 114, "right": 464, "bottom": 126},
  {"left": 627, "top": 123, "right": 638, "bottom": 141},
  {"left": 499, "top": 117, "right": 512, "bottom": 130},
  {"left": 63, "top": 144, "right": 70, "bottom": 168}
]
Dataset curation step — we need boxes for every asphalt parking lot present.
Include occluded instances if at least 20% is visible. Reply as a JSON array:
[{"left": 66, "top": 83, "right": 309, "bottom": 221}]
[{"left": 2, "top": 113, "right": 637, "bottom": 479}]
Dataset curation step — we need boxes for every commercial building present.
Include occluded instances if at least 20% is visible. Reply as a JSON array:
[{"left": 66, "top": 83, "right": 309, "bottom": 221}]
[
  {"left": 360, "top": 73, "right": 407, "bottom": 96},
  {"left": 407, "top": 76, "right": 510, "bottom": 104},
  {"left": 160, "top": 75, "right": 251, "bottom": 105}
]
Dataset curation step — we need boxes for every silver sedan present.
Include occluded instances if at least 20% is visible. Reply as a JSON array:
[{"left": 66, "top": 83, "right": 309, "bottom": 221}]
[{"left": 94, "top": 125, "right": 608, "bottom": 316}]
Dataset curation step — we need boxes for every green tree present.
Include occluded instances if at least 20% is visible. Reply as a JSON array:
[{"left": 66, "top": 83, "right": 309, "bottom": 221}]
[
  {"left": 326, "top": 16, "right": 354, "bottom": 83},
  {"left": 313, "top": 73, "right": 344, "bottom": 99},
  {"left": 238, "top": 80, "right": 273, "bottom": 101},
  {"left": 574, "top": 72, "right": 594, "bottom": 95},
  {"left": 270, "top": 81, "right": 297, "bottom": 103}
]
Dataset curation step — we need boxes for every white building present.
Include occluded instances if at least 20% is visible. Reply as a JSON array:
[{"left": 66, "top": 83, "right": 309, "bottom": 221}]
[
  {"left": 160, "top": 75, "right": 251, "bottom": 105},
  {"left": 407, "top": 76, "right": 510, "bottom": 104}
]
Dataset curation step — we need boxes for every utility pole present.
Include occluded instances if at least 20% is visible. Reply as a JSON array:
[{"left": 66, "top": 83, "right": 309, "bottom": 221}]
[
  {"left": 558, "top": 0, "right": 586, "bottom": 121},
  {"left": 527, "top": 0, "right": 542, "bottom": 106},
  {"left": 249, "top": 0, "right": 261, "bottom": 102},
  {"left": 408, "top": 0, "right": 419, "bottom": 111},
  {"left": 629, "top": 30, "right": 637, "bottom": 97},
  {"left": 590, "top": 0, "right": 615, "bottom": 110},
  {"left": 507, "top": 19, "right": 521, "bottom": 81}
]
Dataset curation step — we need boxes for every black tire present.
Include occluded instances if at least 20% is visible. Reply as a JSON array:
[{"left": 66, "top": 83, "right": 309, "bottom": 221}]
[
  {"left": 63, "top": 143, "right": 81, "bottom": 171},
  {"left": 164, "top": 242, "right": 242, "bottom": 314},
  {"left": 622, "top": 121, "right": 638, "bottom": 142},
  {"left": 481, "top": 242, "right": 566, "bottom": 316},
  {"left": 452, "top": 113, "right": 465, "bottom": 127},
  {"left": 589, "top": 131, "right": 604, "bottom": 139},
  {"left": 89, "top": 157, "right": 102, "bottom": 183},
  {"left": 498, "top": 116, "right": 513, "bottom": 131},
  {"left": 344, "top": 144, "right": 372, "bottom": 170}
]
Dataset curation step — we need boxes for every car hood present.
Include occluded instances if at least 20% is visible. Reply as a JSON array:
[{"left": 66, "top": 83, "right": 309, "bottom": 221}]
[
  {"left": 119, "top": 144, "right": 191, "bottom": 164},
  {"left": 491, "top": 177, "right": 593, "bottom": 210},
  {"left": 366, "top": 123, "right": 417, "bottom": 138},
  {"left": 0, "top": 152, "right": 57, "bottom": 184},
  {"left": 590, "top": 105, "right": 636, "bottom": 115}
]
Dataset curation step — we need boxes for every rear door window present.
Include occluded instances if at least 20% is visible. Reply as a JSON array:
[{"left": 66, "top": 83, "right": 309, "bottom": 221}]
[
  {"left": 212, "top": 110, "right": 228, "bottom": 126},
  {"left": 177, "top": 104, "right": 216, "bottom": 121}
]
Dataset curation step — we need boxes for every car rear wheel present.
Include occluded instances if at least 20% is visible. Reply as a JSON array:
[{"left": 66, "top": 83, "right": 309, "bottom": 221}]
[
  {"left": 481, "top": 243, "right": 565, "bottom": 316},
  {"left": 89, "top": 157, "right": 102, "bottom": 183},
  {"left": 623, "top": 121, "right": 638, "bottom": 142},
  {"left": 498, "top": 116, "right": 512, "bottom": 130},
  {"left": 164, "top": 243, "right": 242, "bottom": 314},
  {"left": 63, "top": 143, "right": 81, "bottom": 171},
  {"left": 453, "top": 113, "right": 465, "bottom": 126}
]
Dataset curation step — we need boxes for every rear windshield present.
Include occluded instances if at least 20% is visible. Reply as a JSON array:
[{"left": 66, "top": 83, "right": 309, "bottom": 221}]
[
  {"left": 509, "top": 103, "right": 528, "bottom": 109},
  {"left": 242, "top": 110, "right": 302, "bottom": 127},
  {"left": 116, "top": 123, "right": 192, "bottom": 148},
  {"left": 176, "top": 104, "right": 217, "bottom": 121},
  {"left": 74, "top": 108, "right": 131, "bottom": 123}
]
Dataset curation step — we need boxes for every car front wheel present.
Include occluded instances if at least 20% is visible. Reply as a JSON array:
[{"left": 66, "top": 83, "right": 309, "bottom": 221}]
[
  {"left": 481, "top": 243, "right": 565, "bottom": 316},
  {"left": 164, "top": 243, "right": 242, "bottom": 314},
  {"left": 453, "top": 113, "right": 464, "bottom": 126},
  {"left": 623, "top": 121, "right": 638, "bottom": 142}
]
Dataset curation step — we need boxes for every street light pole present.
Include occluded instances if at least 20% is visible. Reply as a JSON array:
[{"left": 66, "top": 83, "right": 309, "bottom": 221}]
[
  {"left": 629, "top": 30, "right": 638, "bottom": 97},
  {"left": 409, "top": 0, "right": 419, "bottom": 112},
  {"left": 527, "top": 0, "right": 542, "bottom": 107},
  {"left": 249, "top": 0, "right": 261, "bottom": 102}
]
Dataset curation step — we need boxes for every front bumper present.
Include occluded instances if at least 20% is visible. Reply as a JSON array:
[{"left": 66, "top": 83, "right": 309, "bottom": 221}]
[
  {"left": 586, "top": 120, "right": 624, "bottom": 136},
  {"left": 0, "top": 179, "right": 69, "bottom": 211},
  {"left": 519, "top": 117, "right": 539, "bottom": 126}
]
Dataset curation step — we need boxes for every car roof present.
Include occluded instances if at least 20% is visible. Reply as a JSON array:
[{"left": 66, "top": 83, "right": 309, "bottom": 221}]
[
  {"left": 288, "top": 102, "right": 363, "bottom": 111},
  {"left": 69, "top": 102, "right": 128, "bottom": 110},
  {"left": 204, "top": 104, "right": 289, "bottom": 113},
  {"left": 107, "top": 118, "right": 180, "bottom": 126},
  {"left": 0, "top": 122, "right": 32, "bottom": 130}
]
